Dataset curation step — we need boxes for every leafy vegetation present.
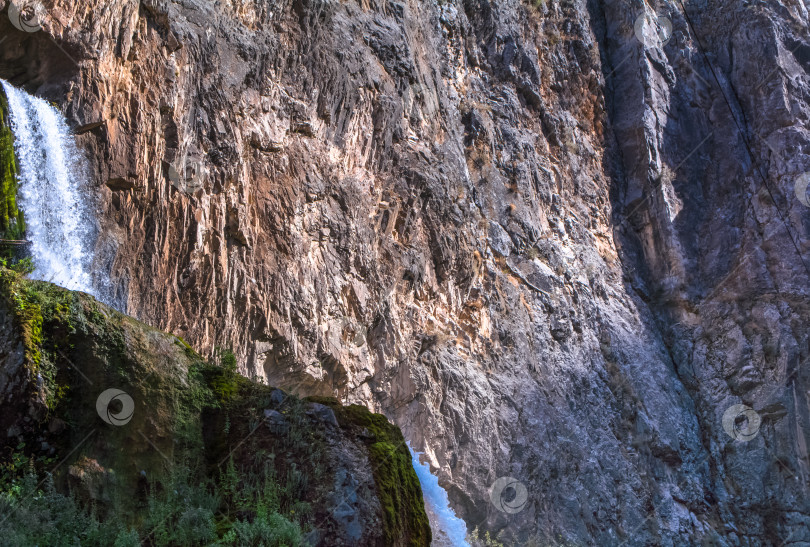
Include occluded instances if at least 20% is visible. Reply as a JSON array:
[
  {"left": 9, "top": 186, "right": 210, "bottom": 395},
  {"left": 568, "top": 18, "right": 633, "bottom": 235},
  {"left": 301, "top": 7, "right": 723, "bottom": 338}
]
[
  {"left": 207, "top": 346, "right": 245, "bottom": 402},
  {"left": 0, "top": 454, "right": 305, "bottom": 546},
  {"left": 0, "top": 86, "right": 25, "bottom": 241},
  {"left": 0, "top": 364, "right": 309, "bottom": 544},
  {"left": 0, "top": 255, "right": 34, "bottom": 274}
]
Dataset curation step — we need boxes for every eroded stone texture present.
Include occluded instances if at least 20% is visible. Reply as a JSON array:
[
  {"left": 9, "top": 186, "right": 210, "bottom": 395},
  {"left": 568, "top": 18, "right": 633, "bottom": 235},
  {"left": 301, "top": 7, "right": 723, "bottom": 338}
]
[{"left": 1, "top": 0, "right": 809, "bottom": 543}]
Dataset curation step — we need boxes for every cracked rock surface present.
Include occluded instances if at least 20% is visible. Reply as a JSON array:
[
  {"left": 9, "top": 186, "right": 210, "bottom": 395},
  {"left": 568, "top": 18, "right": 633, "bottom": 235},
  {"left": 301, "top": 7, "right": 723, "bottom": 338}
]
[{"left": 1, "top": 0, "right": 809, "bottom": 543}]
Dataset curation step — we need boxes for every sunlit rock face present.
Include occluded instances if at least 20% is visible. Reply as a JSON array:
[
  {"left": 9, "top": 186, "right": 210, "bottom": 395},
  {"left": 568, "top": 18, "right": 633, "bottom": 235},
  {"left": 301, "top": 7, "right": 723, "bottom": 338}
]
[{"left": 1, "top": 0, "right": 808, "bottom": 543}]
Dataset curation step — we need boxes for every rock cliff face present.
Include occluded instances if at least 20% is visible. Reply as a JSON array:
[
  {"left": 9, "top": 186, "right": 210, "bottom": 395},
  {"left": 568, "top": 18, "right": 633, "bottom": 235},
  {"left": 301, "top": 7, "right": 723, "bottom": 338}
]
[{"left": 1, "top": 0, "right": 809, "bottom": 543}]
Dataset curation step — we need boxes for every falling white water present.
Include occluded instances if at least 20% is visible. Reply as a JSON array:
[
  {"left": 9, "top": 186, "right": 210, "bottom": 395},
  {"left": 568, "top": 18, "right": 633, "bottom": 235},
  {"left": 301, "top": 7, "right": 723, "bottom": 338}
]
[
  {"left": 1, "top": 80, "right": 97, "bottom": 295},
  {"left": 408, "top": 443, "right": 471, "bottom": 547}
]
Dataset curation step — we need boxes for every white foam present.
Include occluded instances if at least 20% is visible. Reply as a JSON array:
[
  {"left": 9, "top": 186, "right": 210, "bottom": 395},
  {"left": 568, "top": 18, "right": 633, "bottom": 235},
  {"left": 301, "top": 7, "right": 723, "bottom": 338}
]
[{"left": 2, "top": 80, "right": 100, "bottom": 296}]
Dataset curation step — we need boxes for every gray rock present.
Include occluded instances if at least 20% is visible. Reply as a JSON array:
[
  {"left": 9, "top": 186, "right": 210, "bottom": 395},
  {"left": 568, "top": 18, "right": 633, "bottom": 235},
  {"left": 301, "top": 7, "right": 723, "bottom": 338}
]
[
  {"left": 306, "top": 403, "right": 339, "bottom": 428},
  {"left": 263, "top": 409, "right": 289, "bottom": 435},
  {"left": 269, "top": 388, "right": 286, "bottom": 406},
  {"left": 3, "top": 0, "right": 808, "bottom": 543},
  {"left": 488, "top": 221, "right": 513, "bottom": 257}
]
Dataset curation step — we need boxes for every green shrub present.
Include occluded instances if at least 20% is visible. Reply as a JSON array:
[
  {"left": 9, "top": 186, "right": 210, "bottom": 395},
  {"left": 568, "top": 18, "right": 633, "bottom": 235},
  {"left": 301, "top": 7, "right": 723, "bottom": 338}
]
[
  {"left": 219, "top": 512, "right": 303, "bottom": 546},
  {"left": 140, "top": 466, "right": 220, "bottom": 546},
  {"left": 209, "top": 347, "right": 244, "bottom": 402},
  {"left": 0, "top": 472, "right": 123, "bottom": 546},
  {"left": 112, "top": 529, "right": 140, "bottom": 547},
  {"left": 0, "top": 461, "right": 306, "bottom": 546},
  {"left": 0, "top": 256, "right": 34, "bottom": 275}
]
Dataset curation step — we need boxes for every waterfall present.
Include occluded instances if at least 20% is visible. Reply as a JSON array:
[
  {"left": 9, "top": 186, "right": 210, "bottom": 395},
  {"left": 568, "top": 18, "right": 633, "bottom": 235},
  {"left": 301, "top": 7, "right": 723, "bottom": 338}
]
[
  {"left": 408, "top": 443, "right": 471, "bottom": 547},
  {"left": 1, "top": 80, "right": 99, "bottom": 296}
]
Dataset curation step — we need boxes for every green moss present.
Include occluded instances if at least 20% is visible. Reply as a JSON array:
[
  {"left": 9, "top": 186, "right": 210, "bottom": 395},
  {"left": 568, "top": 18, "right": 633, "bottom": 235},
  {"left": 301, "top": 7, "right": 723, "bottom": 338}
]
[
  {"left": 174, "top": 335, "right": 197, "bottom": 359},
  {"left": 0, "top": 268, "right": 77, "bottom": 409},
  {"left": 306, "top": 397, "right": 432, "bottom": 546},
  {"left": 197, "top": 347, "right": 250, "bottom": 404},
  {"left": 0, "top": 87, "right": 24, "bottom": 242}
]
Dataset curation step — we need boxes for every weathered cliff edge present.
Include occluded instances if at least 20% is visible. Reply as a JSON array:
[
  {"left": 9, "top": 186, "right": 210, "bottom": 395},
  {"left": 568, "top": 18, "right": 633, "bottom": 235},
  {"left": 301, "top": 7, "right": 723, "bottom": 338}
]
[
  {"left": 1, "top": 0, "right": 809, "bottom": 543},
  {"left": 0, "top": 267, "right": 430, "bottom": 546}
]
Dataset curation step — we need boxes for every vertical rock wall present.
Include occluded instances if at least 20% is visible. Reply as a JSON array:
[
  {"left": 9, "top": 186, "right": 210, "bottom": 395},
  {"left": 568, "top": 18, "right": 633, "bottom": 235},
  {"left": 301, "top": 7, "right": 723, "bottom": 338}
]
[{"left": 0, "top": 0, "right": 808, "bottom": 543}]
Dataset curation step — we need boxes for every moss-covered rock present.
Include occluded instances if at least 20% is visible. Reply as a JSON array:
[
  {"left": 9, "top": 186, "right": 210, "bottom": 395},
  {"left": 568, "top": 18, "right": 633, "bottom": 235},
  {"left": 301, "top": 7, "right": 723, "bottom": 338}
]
[
  {"left": 305, "top": 396, "right": 432, "bottom": 547},
  {"left": 0, "top": 268, "right": 430, "bottom": 546},
  {"left": 0, "top": 86, "right": 24, "bottom": 242}
]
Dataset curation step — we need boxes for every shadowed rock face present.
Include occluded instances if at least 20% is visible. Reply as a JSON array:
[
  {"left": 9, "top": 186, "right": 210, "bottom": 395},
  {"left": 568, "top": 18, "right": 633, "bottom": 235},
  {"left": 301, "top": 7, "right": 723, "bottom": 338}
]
[{"left": 1, "top": 0, "right": 809, "bottom": 543}]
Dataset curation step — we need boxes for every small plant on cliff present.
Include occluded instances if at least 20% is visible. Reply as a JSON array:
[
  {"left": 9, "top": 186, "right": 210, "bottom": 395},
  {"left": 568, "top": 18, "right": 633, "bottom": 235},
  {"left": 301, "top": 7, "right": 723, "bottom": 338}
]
[
  {"left": 216, "top": 457, "right": 305, "bottom": 546},
  {"left": 0, "top": 87, "right": 25, "bottom": 241},
  {"left": 219, "top": 512, "right": 303, "bottom": 546},
  {"left": 468, "top": 527, "right": 506, "bottom": 546},
  {"left": 208, "top": 346, "right": 243, "bottom": 402},
  {"left": 0, "top": 256, "right": 34, "bottom": 275}
]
